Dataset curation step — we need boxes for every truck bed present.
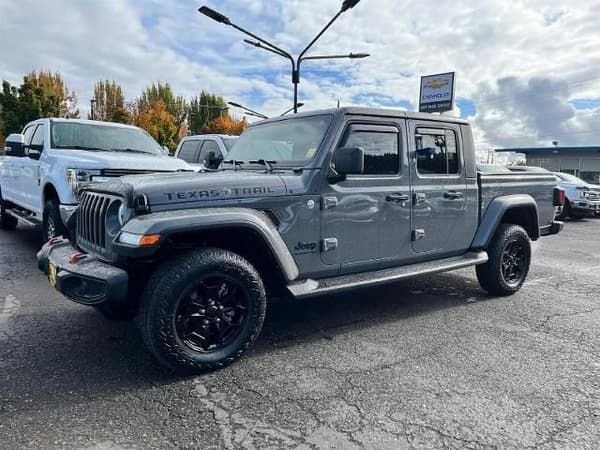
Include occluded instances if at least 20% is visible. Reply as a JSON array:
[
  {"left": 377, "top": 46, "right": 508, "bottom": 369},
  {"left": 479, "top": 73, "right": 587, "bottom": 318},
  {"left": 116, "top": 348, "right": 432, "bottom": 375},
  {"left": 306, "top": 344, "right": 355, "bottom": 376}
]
[{"left": 479, "top": 172, "right": 557, "bottom": 229}]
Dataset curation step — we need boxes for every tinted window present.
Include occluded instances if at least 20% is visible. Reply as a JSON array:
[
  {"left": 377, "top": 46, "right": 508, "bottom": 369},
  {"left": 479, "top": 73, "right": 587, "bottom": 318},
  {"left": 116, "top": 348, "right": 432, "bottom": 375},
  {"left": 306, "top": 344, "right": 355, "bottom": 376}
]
[
  {"left": 31, "top": 124, "right": 45, "bottom": 147},
  {"left": 416, "top": 129, "right": 459, "bottom": 175},
  {"left": 344, "top": 130, "right": 399, "bottom": 175},
  {"left": 222, "top": 138, "right": 237, "bottom": 151},
  {"left": 199, "top": 140, "right": 220, "bottom": 163},
  {"left": 177, "top": 141, "right": 200, "bottom": 163}
]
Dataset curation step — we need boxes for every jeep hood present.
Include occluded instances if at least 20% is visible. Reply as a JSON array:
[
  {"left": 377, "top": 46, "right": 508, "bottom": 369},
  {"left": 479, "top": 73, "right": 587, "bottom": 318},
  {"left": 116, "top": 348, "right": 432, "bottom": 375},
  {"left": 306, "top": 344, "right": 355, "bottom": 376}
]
[{"left": 116, "top": 170, "right": 289, "bottom": 207}]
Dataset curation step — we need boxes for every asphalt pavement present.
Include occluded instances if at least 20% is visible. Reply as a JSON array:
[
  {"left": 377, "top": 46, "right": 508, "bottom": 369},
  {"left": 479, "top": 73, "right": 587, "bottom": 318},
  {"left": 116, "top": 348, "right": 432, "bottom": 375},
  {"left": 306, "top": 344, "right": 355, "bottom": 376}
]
[{"left": 1, "top": 219, "right": 599, "bottom": 449}]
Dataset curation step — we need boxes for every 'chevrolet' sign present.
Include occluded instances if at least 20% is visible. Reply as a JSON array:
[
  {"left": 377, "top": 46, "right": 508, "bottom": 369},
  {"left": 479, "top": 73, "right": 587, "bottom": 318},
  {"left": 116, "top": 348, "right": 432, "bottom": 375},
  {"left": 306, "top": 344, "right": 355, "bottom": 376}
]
[{"left": 419, "top": 72, "right": 455, "bottom": 113}]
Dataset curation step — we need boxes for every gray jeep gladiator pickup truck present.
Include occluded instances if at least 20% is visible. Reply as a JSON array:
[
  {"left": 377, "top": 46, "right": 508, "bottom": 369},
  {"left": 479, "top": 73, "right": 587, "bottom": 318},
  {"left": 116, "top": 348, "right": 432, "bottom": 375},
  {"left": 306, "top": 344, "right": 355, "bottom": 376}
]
[{"left": 38, "top": 107, "right": 564, "bottom": 372}]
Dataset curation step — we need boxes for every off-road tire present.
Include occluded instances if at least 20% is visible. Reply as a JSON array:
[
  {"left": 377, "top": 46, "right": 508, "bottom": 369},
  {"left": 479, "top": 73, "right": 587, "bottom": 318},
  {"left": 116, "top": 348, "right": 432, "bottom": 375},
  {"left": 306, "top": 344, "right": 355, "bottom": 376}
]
[
  {"left": 42, "top": 199, "right": 68, "bottom": 241},
  {"left": 0, "top": 188, "right": 18, "bottom": 231},
  {"left": 136, "top": 248, "right": 266, "bottom": 373},
  {"left": 476, "top": 223, "right": 531, "bottom": 296}
]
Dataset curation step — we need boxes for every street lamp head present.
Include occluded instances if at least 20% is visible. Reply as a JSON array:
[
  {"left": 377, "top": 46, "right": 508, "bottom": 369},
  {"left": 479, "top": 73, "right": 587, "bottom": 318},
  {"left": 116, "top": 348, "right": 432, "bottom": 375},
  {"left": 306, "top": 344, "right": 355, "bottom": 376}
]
[
  {"left": 349, "top": 52, "right": 370, "bottom": 59},
  {"left": 244, "top": 39, "right": 260, "bottom": 47},
  {"left": 341, "top": 0, "right": 360, "bottom": 12},
  {"left": 198, "top": 6, "right": 231, "bottom": 25},
  {"left": 227, "top": 101, "right": 243, "bottom": 108}
]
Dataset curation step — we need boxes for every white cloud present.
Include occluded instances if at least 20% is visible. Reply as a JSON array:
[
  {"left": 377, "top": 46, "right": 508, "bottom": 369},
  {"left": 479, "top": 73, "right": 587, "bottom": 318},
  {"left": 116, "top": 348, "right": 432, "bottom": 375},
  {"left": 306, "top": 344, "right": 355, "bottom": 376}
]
[{"left": 0, "top": 0, "right": 599, "bottom": 149}]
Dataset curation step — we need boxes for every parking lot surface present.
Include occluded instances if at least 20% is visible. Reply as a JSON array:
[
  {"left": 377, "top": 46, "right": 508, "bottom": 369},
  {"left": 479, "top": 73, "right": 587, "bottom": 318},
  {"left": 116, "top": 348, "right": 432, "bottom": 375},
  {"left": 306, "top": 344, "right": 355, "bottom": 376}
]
[{"left": 1, "top": 219, "right": 599, "bottom": 449}]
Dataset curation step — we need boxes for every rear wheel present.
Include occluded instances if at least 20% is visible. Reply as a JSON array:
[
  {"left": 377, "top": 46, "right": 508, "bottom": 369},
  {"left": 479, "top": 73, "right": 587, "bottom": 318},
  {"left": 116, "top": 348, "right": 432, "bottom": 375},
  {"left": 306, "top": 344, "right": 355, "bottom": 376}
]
[
  {"left": 477, "top": 223, "right": 531, "bottom": 296},
  {"left": 136, "top": 248, "right": 266, "bottom": 373},
  {"left": 42, "top": 199, "right": 67, "bottom": 241},
  {"left": 0, "top": 189, "right": 18, "bottom": 231}
]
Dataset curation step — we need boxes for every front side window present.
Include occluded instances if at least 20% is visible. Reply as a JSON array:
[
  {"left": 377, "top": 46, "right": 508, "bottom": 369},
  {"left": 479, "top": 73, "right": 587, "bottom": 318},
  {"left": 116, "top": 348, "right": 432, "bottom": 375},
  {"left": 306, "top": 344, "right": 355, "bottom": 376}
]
[
  {"left": 51, "top": 122, "right": 162, "bottom": 154},
  {"left": 416, "top": 129, "right": 459, "bottom": 175},
  {"left": 30, "top": 124, "right": 45, "bottom": 148},
  {"left": 343, "top": 130, "right": 399, "bottom": 175},
  {"left": 23, "top": 125, "right": 36, "bottom": 145},
  {"left": 226, "top": 115, "right": 332, "bottom": 166}
]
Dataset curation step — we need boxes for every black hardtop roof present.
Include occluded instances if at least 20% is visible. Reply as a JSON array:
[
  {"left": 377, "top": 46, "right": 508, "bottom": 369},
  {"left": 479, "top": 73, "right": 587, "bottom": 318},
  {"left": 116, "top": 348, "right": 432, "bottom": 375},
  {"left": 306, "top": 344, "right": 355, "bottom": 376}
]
[{"left": 252, "top": 107, "right": 469, "bottom": 126}]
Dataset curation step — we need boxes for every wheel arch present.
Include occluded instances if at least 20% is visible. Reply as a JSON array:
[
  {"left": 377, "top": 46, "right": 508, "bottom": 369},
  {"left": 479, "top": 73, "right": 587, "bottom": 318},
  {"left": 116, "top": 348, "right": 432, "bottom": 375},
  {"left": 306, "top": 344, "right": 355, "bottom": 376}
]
[
  {"left": 471, "top": 195, "right": 539, "bottom": 250},
  {"left": 120, "top": 208, "right": 300, "bottom": 287},
  {"left": 43, "top": 182, "right": 61, "bottom": 205}
]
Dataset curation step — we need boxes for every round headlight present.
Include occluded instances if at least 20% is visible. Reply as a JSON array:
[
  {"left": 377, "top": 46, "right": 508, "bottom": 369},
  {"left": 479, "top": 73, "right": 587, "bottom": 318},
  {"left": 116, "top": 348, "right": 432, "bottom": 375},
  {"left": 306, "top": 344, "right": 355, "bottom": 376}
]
[
  {"left": 118, "top": 203, "right": 128, "bottom": 226},
  {"left": 106, "top": 200, "right": 124, "bottom": 236}
]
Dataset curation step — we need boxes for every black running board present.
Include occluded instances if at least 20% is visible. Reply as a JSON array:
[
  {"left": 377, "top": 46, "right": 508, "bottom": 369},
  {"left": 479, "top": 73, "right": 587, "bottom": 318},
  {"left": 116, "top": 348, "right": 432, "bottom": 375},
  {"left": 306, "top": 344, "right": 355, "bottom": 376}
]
[
  {"left": 287, "top": 251, "right": 488, "bottom": 299},
  {"left": 6, "top": 209, "right": 40, "bottom": 227}
]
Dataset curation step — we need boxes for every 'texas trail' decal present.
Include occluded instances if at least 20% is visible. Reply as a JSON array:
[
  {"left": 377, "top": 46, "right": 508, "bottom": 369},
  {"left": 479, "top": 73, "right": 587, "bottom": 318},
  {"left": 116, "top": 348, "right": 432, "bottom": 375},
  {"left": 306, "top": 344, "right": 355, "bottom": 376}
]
[{"left": 163, "top": 186, "right": 279, "bottom": 201}]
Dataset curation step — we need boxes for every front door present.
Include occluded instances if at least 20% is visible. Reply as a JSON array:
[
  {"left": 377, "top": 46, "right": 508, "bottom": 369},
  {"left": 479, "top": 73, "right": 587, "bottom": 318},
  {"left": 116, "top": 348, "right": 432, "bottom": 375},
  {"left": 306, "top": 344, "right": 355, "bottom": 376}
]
[
  {"left": 408, "top": 120, "right": 474, "bottom": 256},
  {"left": 20, "top": 123, "right": 45, "bottom": 213},
  {"left": 320, "top": 122, "right": 412, "bottom": 272}
]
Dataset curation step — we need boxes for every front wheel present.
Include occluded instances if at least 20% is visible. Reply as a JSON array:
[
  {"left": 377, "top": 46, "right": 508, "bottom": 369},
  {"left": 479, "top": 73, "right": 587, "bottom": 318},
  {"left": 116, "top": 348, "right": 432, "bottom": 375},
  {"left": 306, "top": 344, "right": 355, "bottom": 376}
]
[
  {"left": 42, "top": 199, "right": 68, "bottom": 241},
  {"left": 136, "top": 248, "right": 266, "bottom": 373},
  {"left": 476, "top": 223, "right": 531, "bottom": 296}
]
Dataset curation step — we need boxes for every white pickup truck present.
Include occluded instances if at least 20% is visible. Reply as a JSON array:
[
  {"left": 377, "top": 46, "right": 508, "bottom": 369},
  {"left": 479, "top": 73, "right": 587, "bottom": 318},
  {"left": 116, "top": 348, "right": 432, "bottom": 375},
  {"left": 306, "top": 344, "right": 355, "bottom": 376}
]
[{"left": 0, "top": 118, "right": 191, "bottom": 240}]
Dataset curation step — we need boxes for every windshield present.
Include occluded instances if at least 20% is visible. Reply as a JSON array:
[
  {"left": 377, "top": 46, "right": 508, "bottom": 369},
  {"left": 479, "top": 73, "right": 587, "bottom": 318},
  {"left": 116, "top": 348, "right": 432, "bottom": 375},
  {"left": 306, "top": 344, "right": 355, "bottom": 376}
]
[
  {"left": 225, "top": 115, "right": 333, "bottom": 166},
  {"left": 51, "top": 122, "right": 163, "bottom": 154},
  {"left": 222, "top": 137, "right": 238, "bottom": 151},
  {"left": 556, "top": 172, "right": 587, "bottom": 185}
]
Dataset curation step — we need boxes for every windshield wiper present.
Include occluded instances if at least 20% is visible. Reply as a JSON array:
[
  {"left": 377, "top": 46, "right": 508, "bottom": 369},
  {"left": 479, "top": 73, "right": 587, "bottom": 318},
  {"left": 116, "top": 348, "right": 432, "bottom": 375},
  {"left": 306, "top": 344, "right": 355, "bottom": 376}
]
[
  {"left": 55, "top": 145, "right": 110, "bottom": 151},
  {"left": 110, "top": 148, "right": 154, "bottom": 154},
  {"left": 222, "top": 160, "right": 244, "bottom": 171},
  {"left": 249, "top": 159, "right": 276, "bottom": 172}
]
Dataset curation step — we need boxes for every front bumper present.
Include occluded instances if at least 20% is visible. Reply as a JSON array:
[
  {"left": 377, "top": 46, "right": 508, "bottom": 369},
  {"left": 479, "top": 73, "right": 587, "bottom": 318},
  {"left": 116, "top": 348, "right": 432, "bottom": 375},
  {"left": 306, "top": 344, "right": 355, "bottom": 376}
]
[
  {"left": 571, "top": 200, "right": 600, "bottom": 216},
  {"left": 37, "top": 238, "right": 128, "bottom": 306},
  {"left": 540, "top": 220, "right": 564, "bottom": 236}
]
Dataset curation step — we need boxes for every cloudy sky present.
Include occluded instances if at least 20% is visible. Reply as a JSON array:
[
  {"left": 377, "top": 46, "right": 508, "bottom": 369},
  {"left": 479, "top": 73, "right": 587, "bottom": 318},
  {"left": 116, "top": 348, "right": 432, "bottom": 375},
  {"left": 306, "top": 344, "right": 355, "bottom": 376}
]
[{"left": 1, "top": 0, "right": 599, "bottom": 155}]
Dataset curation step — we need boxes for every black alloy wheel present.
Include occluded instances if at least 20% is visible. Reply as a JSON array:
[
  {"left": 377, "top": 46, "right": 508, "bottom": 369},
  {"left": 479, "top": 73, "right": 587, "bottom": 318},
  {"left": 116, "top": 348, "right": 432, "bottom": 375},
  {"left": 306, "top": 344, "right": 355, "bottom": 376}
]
[{"left": 174, "top": 274, "right": 249, "bottom": 353}]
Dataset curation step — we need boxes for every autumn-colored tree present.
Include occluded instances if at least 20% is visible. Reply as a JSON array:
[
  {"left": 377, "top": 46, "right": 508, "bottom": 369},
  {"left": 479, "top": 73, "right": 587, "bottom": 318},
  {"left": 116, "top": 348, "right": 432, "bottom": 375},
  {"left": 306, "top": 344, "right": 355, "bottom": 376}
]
[
  {"left": 135, "top": 100, "right": 178, "bottom": 150},
  {"left": 136, "top": 83, "right": 188, "bottom": 129},
  {"left": 201, "top": 115, "right": 248, "bottom": 136},
  {"left": 90, "top": 80, "right": 130, "bottom": 123},
  {"left": 189, "top": 91, "right": 228, "bottom": 135}
]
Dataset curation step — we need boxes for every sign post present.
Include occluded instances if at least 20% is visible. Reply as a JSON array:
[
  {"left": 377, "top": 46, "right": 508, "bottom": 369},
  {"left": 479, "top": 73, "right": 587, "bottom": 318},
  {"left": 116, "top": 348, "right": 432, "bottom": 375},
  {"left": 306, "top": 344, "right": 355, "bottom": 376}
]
[{"left": 419, "top": 72, "right": 455, "bottom": 113}]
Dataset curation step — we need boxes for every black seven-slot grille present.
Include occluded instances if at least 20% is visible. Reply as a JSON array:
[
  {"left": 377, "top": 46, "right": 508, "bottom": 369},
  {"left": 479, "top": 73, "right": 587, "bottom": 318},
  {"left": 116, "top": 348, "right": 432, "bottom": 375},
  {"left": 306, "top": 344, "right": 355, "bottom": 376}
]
[{"left": 77, "top": 191, "right": 115, "bottom": 254}]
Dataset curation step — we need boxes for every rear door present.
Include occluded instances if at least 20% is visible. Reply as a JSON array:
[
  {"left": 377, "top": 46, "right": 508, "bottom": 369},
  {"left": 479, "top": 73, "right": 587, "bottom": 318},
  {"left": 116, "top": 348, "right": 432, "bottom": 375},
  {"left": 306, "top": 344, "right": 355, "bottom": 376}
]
[
  {"left": 320, "top": 121, "right": 412, "bottom": 272},
  {"left": 409, "top": 120, "right": 475, "bottom": 256}
]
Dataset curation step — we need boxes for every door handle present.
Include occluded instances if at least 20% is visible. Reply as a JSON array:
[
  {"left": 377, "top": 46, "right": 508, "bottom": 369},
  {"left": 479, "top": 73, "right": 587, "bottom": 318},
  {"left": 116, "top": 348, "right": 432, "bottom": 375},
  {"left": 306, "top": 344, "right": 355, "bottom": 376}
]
[
  {"left": 444, "top": 191, "right": 464, "bottom": 200},
  {"left": 386, "top": 193, "right": 410, "bottom": 203}
]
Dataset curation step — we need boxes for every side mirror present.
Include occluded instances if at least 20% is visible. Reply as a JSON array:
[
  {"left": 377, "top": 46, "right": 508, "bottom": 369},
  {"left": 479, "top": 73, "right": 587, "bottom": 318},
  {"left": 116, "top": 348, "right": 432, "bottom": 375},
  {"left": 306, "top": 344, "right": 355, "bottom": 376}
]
[
  {"left": 332, "top": 146, "right": 365, "bottom": 175},
  {"left": 206, "top": 151, "right": 223, "bottom": 169},
  {"left": 26, "top": 144, "right": 43, "bottom": 160},
  {"left": 161, "top": 146, "right": 170, "bottom": 155},
  {"left": 5, "top": 134, "right": 26, "bottom": 157}
]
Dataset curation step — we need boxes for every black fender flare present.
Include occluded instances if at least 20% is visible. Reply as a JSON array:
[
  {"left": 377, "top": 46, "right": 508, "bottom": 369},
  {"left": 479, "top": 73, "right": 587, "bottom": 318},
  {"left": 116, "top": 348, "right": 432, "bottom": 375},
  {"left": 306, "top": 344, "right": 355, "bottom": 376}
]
[
  {"left": 471, "top": 194, "right": 539, "bottom": 250},
  {"left": 119, "top": 207, "right": 299, "bottom": 281}
]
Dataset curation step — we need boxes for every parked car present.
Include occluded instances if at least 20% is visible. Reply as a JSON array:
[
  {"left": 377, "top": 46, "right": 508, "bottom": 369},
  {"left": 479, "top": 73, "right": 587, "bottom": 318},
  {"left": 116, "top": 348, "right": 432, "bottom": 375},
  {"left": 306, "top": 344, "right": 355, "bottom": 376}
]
[
  {"left": 0, "top": 118, "right": 191, "bottom": 240},
  {"left": 174, "top": 134, "right": 238, "bottom": 170},
  {"left": 38, "top": 107, "right": 563, "bottom": 373},
  {"left": 553, "top": 172, "right": 600, "bottom": 218}
]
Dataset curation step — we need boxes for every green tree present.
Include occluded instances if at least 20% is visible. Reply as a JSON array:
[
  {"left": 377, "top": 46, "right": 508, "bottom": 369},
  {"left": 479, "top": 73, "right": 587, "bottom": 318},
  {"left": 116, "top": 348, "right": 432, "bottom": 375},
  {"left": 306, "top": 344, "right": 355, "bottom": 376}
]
[
  {"left": 0, "top": 71, "right": 79, "bottom": 138},
  {"left": 189, "top": 91, "right": 228, "bottom": 135},
  {"left": 90, "top": 80, "right": 130, "bottom": 123}
]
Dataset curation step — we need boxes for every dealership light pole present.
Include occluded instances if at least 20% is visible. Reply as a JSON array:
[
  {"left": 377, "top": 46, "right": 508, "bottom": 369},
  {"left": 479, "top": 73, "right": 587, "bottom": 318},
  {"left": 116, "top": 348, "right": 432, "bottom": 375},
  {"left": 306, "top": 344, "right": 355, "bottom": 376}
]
[
  {"left": 199, "top": 0, "right": 367, "bottom": 113},
  {"left": 90, "top": 98, "right": 97, "bottom": 120}
]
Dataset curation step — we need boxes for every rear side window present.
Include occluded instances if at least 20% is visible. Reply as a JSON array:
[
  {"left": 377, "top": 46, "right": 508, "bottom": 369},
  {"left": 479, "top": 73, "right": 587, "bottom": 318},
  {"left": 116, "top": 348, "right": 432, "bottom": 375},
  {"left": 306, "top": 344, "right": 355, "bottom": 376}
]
[
  {"left": 343, "top": 130, "right": 399, "bottom": 175},
  {"left": 415, "top": 129, "right": 459, "bottom": 175},
  {"left": 177, "top": 140, "right": 200, "bottom": 163}
]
